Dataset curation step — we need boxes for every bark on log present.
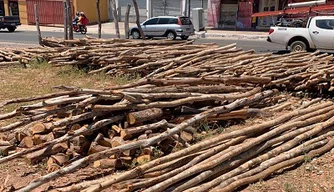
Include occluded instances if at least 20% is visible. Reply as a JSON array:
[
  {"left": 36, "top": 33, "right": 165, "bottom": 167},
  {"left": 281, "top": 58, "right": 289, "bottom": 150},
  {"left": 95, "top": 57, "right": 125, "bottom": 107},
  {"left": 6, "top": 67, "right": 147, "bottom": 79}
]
[
  {"left": 127, "top": 108, "right": 163, "bottom": 125},
  {"left": 26, "top": 142, "right": 68, "bottom": 164}
]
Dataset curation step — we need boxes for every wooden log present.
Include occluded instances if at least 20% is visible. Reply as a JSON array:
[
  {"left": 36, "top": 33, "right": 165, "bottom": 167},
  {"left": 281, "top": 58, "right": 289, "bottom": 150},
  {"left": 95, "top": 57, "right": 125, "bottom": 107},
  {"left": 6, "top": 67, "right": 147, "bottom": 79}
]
[
  {"left": 180, "top": 131, "right": 193, "bottom": 143},
  {"left": 26, "top": 142, "right": 68, "bottom": 164},
  {"left": 32, "top": 133, "right": 55, "bottom": 145},
  {"left": 93, "top": 158, "right": 122, "bottom": 169},
  {"left": 0, "top": 146, "right": 15, "bottom": 156},
  {"left": 0, "top": 140, "right": 11, "bottom": 146},
  {"left": 31, "top": 123, "right": 49, "bottom": 135},
  {"left": 137, "top": 155, "right": 152, "bottom": 165},
  {"left": 127, "top": 108, "right": 163, "bottom": 125},
  {"left": 88, "top": 143, "right": 110, "bottom": 155},
  {"left": 47, "top": 157, "right": 60, "bottom": 172},
  {"left": 121, "top": 120, "right": 168, "bottom": 136},
  {"left": 71, "top": 135, "right": 91, "bottom": 154},
  {"left": 19, "top": 136, "right": 34, "bottom": 148}
]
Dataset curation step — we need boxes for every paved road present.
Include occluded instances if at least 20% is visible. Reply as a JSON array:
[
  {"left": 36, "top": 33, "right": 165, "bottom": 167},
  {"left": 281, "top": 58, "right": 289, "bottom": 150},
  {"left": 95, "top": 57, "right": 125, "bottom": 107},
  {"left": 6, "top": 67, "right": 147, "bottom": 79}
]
[{"left": 0, "top": 30, "right": 286, "bottom": 53}]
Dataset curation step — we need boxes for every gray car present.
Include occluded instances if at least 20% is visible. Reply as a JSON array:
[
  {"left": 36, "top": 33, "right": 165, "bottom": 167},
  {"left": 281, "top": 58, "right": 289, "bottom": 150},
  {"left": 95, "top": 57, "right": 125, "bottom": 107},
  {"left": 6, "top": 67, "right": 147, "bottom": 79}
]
[{"left": 130, "top": 16, "right": 195, "bottom": 40}]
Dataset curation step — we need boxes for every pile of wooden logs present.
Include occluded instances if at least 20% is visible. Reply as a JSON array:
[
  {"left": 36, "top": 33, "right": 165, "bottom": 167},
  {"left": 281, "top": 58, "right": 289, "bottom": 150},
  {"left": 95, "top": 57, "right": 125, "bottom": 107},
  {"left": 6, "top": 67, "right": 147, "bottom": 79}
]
[
  {"left": 0, "top": 75, "right": 287, "bottom": 191},
  {"left": 2, "top": 38, "right": 334, "bottom": 191},
  {"left": 0, "top": 49, "right": 31, "bottom": 68},
  {"left": 53, "top": 98, "right": 334, "bottom": 192},
  {"left": 1, "top": 37, "right": 334, "bottom": 95}
]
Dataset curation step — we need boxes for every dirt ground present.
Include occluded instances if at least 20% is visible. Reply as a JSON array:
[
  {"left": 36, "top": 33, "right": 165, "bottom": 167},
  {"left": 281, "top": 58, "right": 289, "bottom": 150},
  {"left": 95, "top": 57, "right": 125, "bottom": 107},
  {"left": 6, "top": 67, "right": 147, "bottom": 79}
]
[{"left": 0, "top": 64, "right": 334, "bottom": 192}]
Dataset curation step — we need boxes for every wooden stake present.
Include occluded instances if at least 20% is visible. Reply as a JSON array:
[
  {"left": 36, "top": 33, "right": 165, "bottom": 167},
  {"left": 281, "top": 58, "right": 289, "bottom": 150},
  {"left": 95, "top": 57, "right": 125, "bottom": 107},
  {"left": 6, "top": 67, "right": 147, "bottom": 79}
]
[
  {"left": 63, "top": 0, "right": 68, "bottom": 40},
  {"left": 34, "top": 4, "right": 42, "bottom": 45},
  {"left": 133, "top": 0, "right": 145, "bottom": 39},
  {"left": 124, "top": 4, "right": 131, "bottom": 39},
  {"left": 96, "top": 0, "right": 102, "bottom": 38},
  {"left": 111, "top": 0, "right": 120, "bottom": 38},
  {"left": 66, "top": 0, "right": 73, "bottom": 40}
]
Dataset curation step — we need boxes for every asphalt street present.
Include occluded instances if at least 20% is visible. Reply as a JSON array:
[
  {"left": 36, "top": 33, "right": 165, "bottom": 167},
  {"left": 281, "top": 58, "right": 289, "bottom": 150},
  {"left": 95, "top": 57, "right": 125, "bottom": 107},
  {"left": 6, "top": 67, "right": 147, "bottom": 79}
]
[{"left": 0, "top": 30, "right": 286, "bottom": 53}]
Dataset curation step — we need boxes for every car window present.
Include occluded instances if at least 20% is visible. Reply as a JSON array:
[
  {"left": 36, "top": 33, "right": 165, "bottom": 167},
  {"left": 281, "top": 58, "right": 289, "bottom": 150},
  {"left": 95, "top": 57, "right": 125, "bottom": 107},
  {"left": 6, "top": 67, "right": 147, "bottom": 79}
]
[
  {"left": 158, "top": 18, "right": 170, "bottom": 24},
  {"left": 316, "top": 19, "right": 334, "bottom": 30},
  {"left": 179, "top": 17, "right": 192, "bottom": 25},
  {"left": 169, "top": 18, "right": 178, "bottom": 24},
  {"left": 144, "top": 18, "right": 158, "bottom": 25}
]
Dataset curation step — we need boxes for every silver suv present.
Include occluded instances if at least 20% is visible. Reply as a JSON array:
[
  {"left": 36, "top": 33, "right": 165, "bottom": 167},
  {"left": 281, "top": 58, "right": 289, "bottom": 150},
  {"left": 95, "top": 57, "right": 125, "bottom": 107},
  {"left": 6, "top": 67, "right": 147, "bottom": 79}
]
[{"left": 130, "top": 16, "right": 195, "bottom": 40}]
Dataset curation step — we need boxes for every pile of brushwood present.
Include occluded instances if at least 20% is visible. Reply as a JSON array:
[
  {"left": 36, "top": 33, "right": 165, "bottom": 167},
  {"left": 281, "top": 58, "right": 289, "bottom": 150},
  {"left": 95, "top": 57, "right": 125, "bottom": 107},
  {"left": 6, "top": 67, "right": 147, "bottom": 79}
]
[
  {"left": 0, "top": 75, "right": 285, "bottom": 191},
  {"left": 1, "top": 38, "right": 334, "bottom": 191},
  {"left": 1, "top": 37, "right": 334, "bottom": 94}
]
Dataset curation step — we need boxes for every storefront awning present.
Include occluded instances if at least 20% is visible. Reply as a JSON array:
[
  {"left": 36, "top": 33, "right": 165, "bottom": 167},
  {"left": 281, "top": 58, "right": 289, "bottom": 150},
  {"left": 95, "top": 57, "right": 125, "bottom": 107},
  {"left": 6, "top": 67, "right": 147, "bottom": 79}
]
[{"left": 252, "top": 5, "right": 334, "bottom": 17}]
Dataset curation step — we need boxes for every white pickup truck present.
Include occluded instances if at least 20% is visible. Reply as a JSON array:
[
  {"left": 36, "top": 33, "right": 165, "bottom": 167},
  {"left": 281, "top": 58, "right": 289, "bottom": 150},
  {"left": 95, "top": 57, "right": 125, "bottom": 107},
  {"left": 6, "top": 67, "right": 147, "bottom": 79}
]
[{"left": 267, "top": 16, "right": 334, "bottom": 52}]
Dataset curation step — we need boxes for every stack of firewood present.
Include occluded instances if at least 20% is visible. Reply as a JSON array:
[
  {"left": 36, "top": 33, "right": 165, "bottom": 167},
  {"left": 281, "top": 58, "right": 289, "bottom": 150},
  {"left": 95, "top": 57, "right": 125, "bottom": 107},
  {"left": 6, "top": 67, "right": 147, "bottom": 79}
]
[
  {"left": 0, "top": 76, "right": 284, "bottom": 191},
  {"left": 51, "top": 98, "right": 334, "bottom": 192}
]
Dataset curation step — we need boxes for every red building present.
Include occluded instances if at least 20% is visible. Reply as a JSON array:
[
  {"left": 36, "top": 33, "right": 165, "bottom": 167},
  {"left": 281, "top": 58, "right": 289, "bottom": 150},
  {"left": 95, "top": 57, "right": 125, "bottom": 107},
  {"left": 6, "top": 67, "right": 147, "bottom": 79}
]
[{"left": 208, "top": 0, "right": 334, "bottom": 30}]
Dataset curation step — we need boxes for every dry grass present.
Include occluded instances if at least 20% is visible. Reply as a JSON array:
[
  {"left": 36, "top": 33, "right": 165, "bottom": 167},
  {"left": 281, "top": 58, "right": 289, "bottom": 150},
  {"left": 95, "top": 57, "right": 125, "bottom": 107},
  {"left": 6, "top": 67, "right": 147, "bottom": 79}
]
[{"left": 0, "top": 61, "right": 122, "bottom": 114}]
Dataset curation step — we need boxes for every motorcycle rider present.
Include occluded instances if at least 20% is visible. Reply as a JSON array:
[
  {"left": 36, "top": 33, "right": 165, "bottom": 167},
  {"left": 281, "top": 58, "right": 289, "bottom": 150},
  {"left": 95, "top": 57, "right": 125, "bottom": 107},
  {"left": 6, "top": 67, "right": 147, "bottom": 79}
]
[
  {"left": 78, "top": 12, "right": 88, "bottom": 29},
  {"left": 73, "top": 12, "right": 80, "bottom": 32}
]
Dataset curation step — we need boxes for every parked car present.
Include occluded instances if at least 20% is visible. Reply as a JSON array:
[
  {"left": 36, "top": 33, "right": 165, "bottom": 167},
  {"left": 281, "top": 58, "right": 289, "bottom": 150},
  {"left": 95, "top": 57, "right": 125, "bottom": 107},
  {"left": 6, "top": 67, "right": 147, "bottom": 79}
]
[
  {"left": 267, "top": 16, "right": 334, "bottom": 52},
  {"left": 0, "top": 10, "right": 21, "bottom": 32},
  {"left": 130, "top": 16, "right": 195, "bottom": 40}
]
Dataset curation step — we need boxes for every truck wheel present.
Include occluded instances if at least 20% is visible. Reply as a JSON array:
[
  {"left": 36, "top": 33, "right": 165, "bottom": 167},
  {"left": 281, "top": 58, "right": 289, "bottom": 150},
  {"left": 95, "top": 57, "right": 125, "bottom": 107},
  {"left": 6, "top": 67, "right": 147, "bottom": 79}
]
[
  {"left": 7, "top": 27, "right": 16, "bottom": 32},
  {"left": 290, "top": 41, "right": 307, "bottom": 52}
]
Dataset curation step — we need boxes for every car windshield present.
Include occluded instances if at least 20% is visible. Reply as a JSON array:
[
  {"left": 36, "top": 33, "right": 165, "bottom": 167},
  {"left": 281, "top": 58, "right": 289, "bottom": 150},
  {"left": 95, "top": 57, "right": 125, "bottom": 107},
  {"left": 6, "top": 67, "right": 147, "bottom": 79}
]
[{"left": 180, "top": 17, "right": 192, "bottom": 25}]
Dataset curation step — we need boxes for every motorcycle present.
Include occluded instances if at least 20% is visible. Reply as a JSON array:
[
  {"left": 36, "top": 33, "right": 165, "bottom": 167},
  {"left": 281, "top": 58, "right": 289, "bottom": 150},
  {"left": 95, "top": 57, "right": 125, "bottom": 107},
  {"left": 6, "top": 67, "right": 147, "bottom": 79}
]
[{"left": 73, "top": 22, "right": 87, "bottom": 34}]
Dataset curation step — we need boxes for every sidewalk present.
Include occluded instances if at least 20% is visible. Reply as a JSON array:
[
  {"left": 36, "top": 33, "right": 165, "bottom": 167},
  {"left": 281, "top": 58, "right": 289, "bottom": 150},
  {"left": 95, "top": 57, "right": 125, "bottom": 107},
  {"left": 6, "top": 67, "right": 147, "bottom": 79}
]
[{"left": 18, "top": 22, "right": 268, "bottom": 40}]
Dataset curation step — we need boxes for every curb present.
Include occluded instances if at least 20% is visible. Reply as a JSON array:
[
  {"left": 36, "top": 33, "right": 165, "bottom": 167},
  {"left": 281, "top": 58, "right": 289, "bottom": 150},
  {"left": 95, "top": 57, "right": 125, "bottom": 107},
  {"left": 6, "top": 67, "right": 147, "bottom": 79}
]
[{"left": 194, "top": 31, "right": 267, "bottom": 40}]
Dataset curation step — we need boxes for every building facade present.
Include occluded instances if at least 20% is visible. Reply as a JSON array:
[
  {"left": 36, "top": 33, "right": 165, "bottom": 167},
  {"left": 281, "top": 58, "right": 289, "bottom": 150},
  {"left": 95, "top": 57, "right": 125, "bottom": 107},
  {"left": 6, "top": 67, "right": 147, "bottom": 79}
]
[
  {"left": 208, "top": 0, "right": 334, "bottom": 30},
  {"left": 0, "top": 0, "right": 209, "bottom": 26},
  {"left": 0, "top": 0, "right": 109, "bottom": 25}
]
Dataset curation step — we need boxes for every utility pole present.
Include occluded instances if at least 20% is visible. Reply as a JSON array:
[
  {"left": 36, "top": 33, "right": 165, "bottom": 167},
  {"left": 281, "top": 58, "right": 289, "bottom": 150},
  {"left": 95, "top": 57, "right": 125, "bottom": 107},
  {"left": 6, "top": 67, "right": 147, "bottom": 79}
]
[
  {"left": 146, "top": 0, "right": 152, "bottom": 19},
  {"left": 182, "top": 0, "right": 186, "bottom": 16},
  {"left": 188, "top": 0, "right": 191, "bottom": 18}
]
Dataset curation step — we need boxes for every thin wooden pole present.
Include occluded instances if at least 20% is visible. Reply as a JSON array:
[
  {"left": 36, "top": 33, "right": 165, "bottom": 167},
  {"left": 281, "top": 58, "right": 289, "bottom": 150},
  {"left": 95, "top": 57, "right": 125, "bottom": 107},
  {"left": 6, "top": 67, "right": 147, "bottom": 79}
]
[
  {"left": 96, "top": 0, "right": 102, "bottom": 38},
  {"left": 111, "top": 0, "right": 120, "bottom": 38},
  {"left": 63, "top": 1, "right": 68, "bottom": 40},
  {"left": 34, "top": 4, "right": 42, "bottom": 45},
  {"left": 133, "top": 0, "right": 145, "bottom": 39},
  {"left": 124, "top": 4, "right": 131, "bottom": 39},
  {"left": 66, "top": 0, "right": 73, "bottom": 40}
]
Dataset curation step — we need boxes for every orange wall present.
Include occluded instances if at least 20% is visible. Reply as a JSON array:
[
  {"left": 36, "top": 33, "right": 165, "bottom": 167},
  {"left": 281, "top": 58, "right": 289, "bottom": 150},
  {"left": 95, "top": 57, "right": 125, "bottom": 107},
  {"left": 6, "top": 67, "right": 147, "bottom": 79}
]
[{"left": 74, "top": 0, "right": 109, "bottom": 23}]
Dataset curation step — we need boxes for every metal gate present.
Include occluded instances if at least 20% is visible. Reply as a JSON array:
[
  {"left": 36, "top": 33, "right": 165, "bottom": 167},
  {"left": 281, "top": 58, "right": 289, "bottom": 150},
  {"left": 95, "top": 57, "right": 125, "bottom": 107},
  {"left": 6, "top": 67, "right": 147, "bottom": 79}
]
[
  {"left": 26, "top": 0, "right": 72, "bottom": 25},
  {"left": 237, "top": 1, "right": 253, "bottom": 29},
  {"left": 119, "top": 0, "right": 147, "bottom": 22}
]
